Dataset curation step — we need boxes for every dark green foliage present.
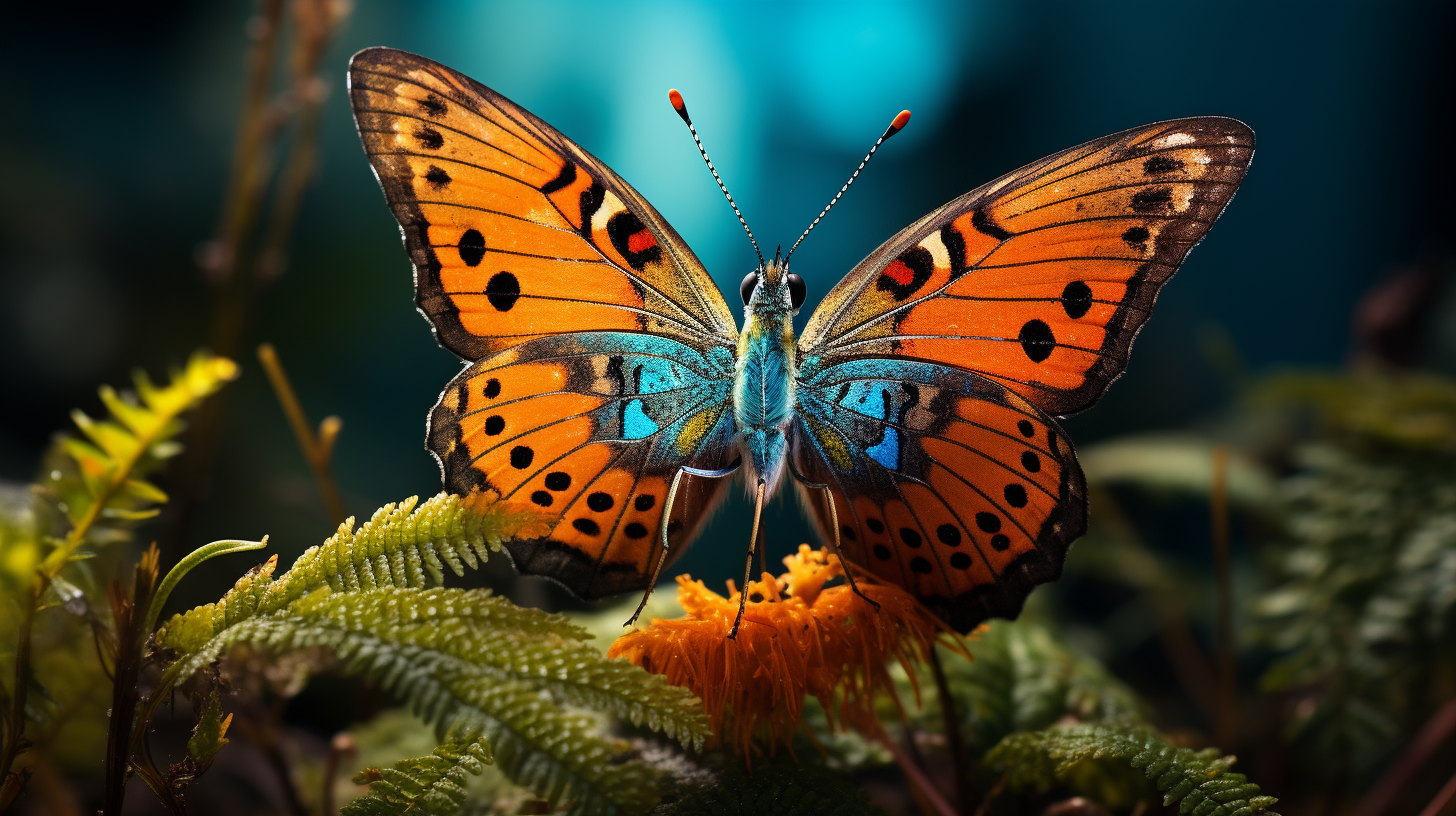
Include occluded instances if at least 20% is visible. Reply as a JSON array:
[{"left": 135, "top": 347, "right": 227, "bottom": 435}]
[
  {"left": 930, "top": 620, "right": 1146, "bottom": 755},
  {"left": 344, "top": 737, "right": 493, "bottom": 816},
  {"left": 988, "top": 725, "right": 1277, "bottom": 816},
  {"left": 663, "top": 761, "right": 877, "bottom": 816},
  {"left": 1253, "top": 373, "right": 1456, "bottom": 777}
]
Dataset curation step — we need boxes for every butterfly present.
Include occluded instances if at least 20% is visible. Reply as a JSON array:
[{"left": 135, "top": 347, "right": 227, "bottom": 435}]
[{"left": 348, "top": 47, "right": 1253, "bottom": 634}]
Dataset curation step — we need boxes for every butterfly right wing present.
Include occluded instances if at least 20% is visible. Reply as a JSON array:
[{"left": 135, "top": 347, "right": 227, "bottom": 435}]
[
  {"left": 790, "top": 356, "right": 1085, "bottom": 633},
  {"left": 349, "top": 47, "right": 737, "bottom": 360}
]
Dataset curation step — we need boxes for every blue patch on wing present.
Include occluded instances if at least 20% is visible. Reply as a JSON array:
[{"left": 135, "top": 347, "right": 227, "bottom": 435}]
[
  {"left": 622, "top": 399, "right": 659, "bottom": 439},
  {"left": 866, "top": 425, "right": 899, "bottom": 469},
  {"left": 837, "top": 381, "right": 885, "bottom": 415},
  {"left": 634, "top": 359, "right": 682, "bottom": 395}
]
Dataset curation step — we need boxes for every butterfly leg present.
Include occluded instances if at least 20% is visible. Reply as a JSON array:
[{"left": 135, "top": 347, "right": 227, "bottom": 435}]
[
  {"left": 624, "top": 459, "right": 741, "bottom": 627},
  {"left": 728, "top": 479, "right": 767, "bottom": 639},
  {"left": 788, "top": 459, "right": 881, "bottom": 613}
]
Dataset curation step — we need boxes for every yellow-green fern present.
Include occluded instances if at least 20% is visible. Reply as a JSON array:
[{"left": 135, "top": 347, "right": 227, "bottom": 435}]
[
  {"left": 158, "top": 494, "right": 710, "bottom": 816},
  {"left": 988, "top": 724, "right": 1277, "bottom": 816}
]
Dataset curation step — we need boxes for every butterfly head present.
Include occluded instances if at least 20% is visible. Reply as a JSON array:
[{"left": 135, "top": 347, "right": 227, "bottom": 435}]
[{"left": 740, "top": 247, "right": 806, "bottom": 318}]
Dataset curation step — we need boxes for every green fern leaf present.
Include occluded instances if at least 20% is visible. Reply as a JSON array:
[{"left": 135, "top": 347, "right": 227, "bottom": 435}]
[
  {"left": 35, "top": 350, "right": 237, "bottom": 575},
  {"left": 343, "top": 737, "right": 493, "bottom": 816},
  {"left": 159, "top": 496, "right": 710, "bottom": 816},
  {"left": 921, "top": 620, "right": 1145, "bottom": 756},
  {"left": 988, "top": 725, "right": 1278, "bottom": 816},
  {"left": 184, "top": 688, "right": 232, "bottom": 776}
]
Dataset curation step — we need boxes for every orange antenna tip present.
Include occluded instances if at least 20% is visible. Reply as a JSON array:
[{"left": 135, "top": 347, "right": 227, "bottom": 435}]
[
  {"left": 886, "top": 109, "right": 912, "bottom": 137},
  {"left": 668, "top": 89, "right": 690, "bottom": 123}
]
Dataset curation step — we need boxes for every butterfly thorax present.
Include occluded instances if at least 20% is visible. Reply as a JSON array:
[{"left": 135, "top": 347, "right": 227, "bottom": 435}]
[{"left": 733, "top": 259, "right": 798, "bottom": 494}]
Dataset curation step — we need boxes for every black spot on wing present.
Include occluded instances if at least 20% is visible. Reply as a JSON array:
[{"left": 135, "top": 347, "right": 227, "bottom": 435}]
[
  {"left": 578, "top": 182, "right": 606, "bottom": 237},
  {"left": 540, "top": 162, "right": 577, "bottom": 194},
  {"left": 424, "top": 165, "right": 451, "bottom": 190},
  {"left": 971, "top": 208, "right": 1012, "bottom": 241},
  {"left": 1060, "top": 281, "right": 1093, "bottom": 319},
  {"left": 459, "top": 229, "right": 486, "bottom": 267},
  {"left": 1131, "top": 187, "right": 1174, "bottom": 213},
  {"left": 940, "top": 224, "right": 969, "bottom": 280},
  {"left": 1018, "top": 320, "right": 1056, "bottom": 363},
  {"left": 485, "top": 272, "right": 520, "bottom": 312},
  {"left": 510, "top": 445, "right": 534, "bottom": 469},
  {"left": 1143, "top": 155, "right": 1185, "bottom": 174},
  {"left": 1121, "top": 225, "right": 1150, "bottom": 249},
  {"left": 606, "top": 210, "right": 662, "bottom": 271},
  {"left": 876, "top": 246, "right": 935, "bottom": 301}
]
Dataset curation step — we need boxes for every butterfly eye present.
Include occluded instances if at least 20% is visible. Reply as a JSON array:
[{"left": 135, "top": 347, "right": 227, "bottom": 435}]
[
  {"left": 740, "top": 271, "right": 759, "bottom": 305},
  {"left": 786, "top": 273, "right": 806, "bottom": 309}
]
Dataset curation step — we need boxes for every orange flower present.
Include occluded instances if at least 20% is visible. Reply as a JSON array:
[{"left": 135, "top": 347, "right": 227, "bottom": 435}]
[{"left": 608, "top": 545, "right": 956, "bottom": 756}]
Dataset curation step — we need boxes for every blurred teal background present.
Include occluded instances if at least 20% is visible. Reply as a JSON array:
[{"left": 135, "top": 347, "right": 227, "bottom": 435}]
[{"left": 1, "top": 1, "right": 1452, "bottom": 605}]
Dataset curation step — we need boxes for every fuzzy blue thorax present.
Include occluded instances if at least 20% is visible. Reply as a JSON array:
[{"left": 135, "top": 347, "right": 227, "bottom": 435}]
[{"left": 733, "top": 258, "right": 798, "bottom": 494}]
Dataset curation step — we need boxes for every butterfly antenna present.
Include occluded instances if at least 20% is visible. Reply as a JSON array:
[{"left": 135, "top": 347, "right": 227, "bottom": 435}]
[
  {"left": 785, "top": 109, "right": 911, "bottom": 263},
  {"left": 669, "top": 89, "right": 764, "bottom": 268}
]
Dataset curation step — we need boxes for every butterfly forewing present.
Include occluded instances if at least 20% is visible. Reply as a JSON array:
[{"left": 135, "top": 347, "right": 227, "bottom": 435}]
[
  {"left": 799, "top": 117, "right": 1254, "bottom": 416},
  {"left": 348, "top": 47, "right": 737, "bottom": 360}
]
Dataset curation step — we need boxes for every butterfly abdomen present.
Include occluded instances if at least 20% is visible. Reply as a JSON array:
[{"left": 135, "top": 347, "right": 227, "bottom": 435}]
[{"left": 734, "top": 314, "right": 796, "bottom": 492}]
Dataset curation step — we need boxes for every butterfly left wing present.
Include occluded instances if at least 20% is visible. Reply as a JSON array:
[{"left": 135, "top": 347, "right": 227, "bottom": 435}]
[
  {"left": 349, "top": 47, "right": 737, "bottom": 360},
  {"left": 430, "top": 331, "right": 738, "bottom": 599},
  {"left": 790, "top": 357, "right": 1085, "bottom": 633},
  {"left": 799, "top": 117, "right": 1253, "bottom": 416}
]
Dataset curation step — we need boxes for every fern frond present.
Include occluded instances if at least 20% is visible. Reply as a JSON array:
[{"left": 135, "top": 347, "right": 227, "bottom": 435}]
[
  {"left": 158, "top": 493, "right": 547, "bottom": 653},
  {"left": 343, "top": 736, "right": 493, "bottom": 816},
  {"left": 1254, "top": 438, "right": 1456, "bottom": 775},
  {"left": 159, "top": 498, "right": 710, "bottom": 815},
  {"left": 915, "top": 620, "right": 1145, "bottom": 756},
  {"left": 164, "top": 587, "right": 699, "bottom": 812},
  {"left": 36, "top": 350, "right": 237, "bottom": 575},
  {"left": 257, "top": 492, "right": 548, "bottom": 608},
  {"left": 988, "top": 725, "right": 1278, "bottom": 816}
]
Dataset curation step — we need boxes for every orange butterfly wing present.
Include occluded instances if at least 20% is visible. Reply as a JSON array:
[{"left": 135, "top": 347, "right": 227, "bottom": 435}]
[
  {"left": 429, "top": 332, "right": 737, "bottom": 599},
  {"left": 349, "top": 48, "right": 740, "bottom": 597},
  {"left": 791, "top": 358, "right": 1084, "bottom": 632},
  {"left": 799, "top": 118, "right": 1254, "bottom": 415},
  {"left": 348, "top": 47, "right": 737, "bottom": 359}
]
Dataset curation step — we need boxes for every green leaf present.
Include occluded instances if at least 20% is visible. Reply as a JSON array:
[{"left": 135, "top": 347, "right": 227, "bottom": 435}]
[
  {"left": 160, "top": 494, "right": 701, "bottom": 816},
  {"left": 343, "top": 737, "right": 493, "bottom": 816},
  {"left": 36, "top": 350, "right": 238, "bottom": 575},
  {"left": 988, "top": 724, "right": 1277, "bottom": 816},
  {"left": 186, "top": 689, "right": 232, "bottom": 775}
]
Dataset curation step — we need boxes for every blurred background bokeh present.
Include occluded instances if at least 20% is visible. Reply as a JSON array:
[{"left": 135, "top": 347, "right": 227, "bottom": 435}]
[{"left": 2, "top": 1, "right": 1455, "bottom": 811}]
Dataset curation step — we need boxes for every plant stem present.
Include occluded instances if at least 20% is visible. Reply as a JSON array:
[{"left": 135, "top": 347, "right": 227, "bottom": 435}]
[
  {"left": 257, "top": 343, "right": 345, "bottom": 525},
  {"left": 1210, "top": 445, "right": 1238, "bottom": 750},
  {"left": 1418, "top": 768, "right": 1456, "bottom": 816},
  {"left": 101, "top": 547, "right": 160, "bottom": 816},
  {"left": 0, "top": 579, "right": 40, "bottom": 809},
  {"left": 1354, "top": 699, "right": 1456, "bottom": 816},
  {"left": 929, "top": 646, "right": 976, "bottom": 815},
  {"left": 865, "top": 720, "right": 957, "bottom": 816}
]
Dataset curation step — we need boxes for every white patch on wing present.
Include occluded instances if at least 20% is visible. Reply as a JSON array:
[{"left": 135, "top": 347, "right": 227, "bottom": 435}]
[{"left": 1152, "top": 132, "right": 1196, "bottom": 148}]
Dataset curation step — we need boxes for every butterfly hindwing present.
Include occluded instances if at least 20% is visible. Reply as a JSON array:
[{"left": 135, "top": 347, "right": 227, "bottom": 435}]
[
  {"left": 430, "top": 332, "right": 738, "bottom": 598},
  {"left": 349, "top": 47, "right": 737, "bottom": 360},
  {"left": 799, "top": 117, "right": 1254, "bottom": 416},
  {"left": 791, "top": 357, "right": 1085, "bottom": 632}
]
